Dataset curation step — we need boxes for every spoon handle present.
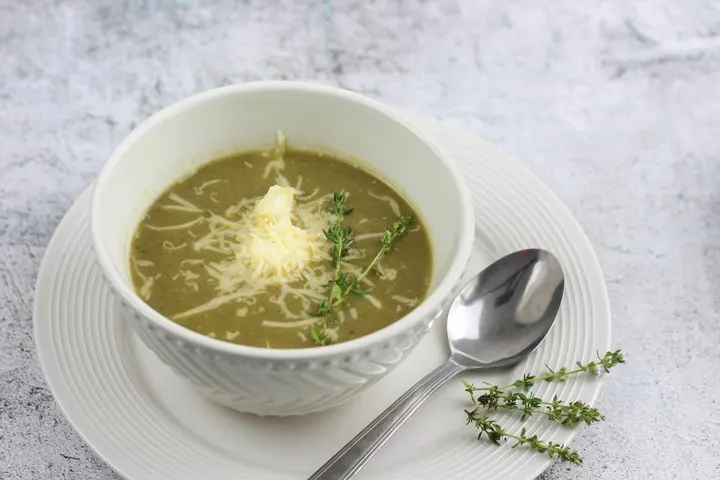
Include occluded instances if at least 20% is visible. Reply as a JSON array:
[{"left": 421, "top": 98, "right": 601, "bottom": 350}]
[{"left": 307, "top": 359, "right": 465, "bottom": 480}]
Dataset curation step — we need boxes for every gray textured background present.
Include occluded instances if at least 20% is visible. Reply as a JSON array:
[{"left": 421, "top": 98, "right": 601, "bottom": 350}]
[{"left": 2, "top": 0, "right": 719, "bottom": 479}]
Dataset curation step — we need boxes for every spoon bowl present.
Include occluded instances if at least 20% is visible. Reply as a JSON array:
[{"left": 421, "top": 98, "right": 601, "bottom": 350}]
[
  {"left": 448, "top": 249, "right": 564, "bottom": 368},
  {"left": 309, "top": 249, "right": 564, "bottom": 480}
]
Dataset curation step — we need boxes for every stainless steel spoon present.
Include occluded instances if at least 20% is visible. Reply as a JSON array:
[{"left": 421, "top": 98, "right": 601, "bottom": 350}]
[{"left": 307, "top": 249, "right": 564, "bottom": 480}]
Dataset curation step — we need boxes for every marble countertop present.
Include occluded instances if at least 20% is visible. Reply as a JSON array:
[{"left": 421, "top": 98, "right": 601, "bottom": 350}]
[{"left": 2, "top": 0, "right": 719, "bottom": 478}]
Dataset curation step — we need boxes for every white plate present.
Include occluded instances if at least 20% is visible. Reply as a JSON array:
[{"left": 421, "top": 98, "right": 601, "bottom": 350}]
[{"left": 34, "top": 114, "right": 611, "bottom": 480}]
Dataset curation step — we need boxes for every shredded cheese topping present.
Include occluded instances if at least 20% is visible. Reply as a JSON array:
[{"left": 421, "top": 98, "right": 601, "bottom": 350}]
[
  {"left": 242, "top": 185, "right": 324, "bottom": 280},
  {"left": 129, "top": 131, "right": 424, "bottom": 344},
  {"left": 167, "top": 183, "right": 336, "bottom": 319}
]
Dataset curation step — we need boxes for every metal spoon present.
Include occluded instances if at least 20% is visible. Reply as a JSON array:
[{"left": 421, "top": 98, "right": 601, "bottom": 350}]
[{"left": 307, "top": 249, "right": 564, "bottom": 480}]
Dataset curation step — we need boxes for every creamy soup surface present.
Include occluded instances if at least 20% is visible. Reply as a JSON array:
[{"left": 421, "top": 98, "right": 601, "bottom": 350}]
[{"left": 130, "top": 136, "right": 432, "bottom": 348}]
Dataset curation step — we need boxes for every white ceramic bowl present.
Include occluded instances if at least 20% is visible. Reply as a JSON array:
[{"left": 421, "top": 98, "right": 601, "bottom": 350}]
[{"left": 91, "top": 82, "right": 475, "bottom": 416}]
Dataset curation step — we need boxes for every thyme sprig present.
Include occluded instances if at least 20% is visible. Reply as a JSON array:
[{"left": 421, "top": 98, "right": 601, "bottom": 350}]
[
  {"left": 310, "top": 193, "right": 355, "bottom": 345},
  {"left": 504, "top": 350, "right": 626, "bottom": 390},
  {"left": 327, "top": 192, "right": 354, "bottom": 217},
  {"left": 309, "top": 193, "right": 413, "bottom": 346},
  {"left": 464, "top": 387, "right": 604, "bottom": 425},
  {"left": 324, "top": 222, "right": 353, "bottom": 268},
  {"left": 467, "top": 415, "right": 583, "bottom": 464},
  {"left": 462, "top": 350, "right": 625, "bottom": 463},
  {"left": 366, "top": 214, "right": 413, "bottom": 280}
]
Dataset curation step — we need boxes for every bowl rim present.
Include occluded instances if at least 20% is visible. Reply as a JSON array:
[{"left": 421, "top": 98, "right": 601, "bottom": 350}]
[{"left": 90, "top": 80, "right": 475, "bottom": 360}]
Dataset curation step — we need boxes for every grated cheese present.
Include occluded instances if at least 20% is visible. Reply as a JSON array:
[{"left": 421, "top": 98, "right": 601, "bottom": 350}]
[
  {"left": 162, "top": 240, "right": 187, "bottom": 252},
  {"left": 262, "top": 131, "right": 290, "bottom": 186},
  {"left": 262, "top": 318, "right": 317, "bottom": 328},
  {"left": 160, "top": 192, "right": 204, "bottom": 212},
  {"left": 379, "top": 268, "right": 398, "bottom": 281},
  {"left": 180, "top": 259, "right": 204, "bottom": 266},
  {"left": 193, "top": 179, "right": 223, "bottom": 195},
  {"left": 355, "top": 232, "right": 383, "bottom": 242},
  {"left": 172, "top": 181, "right": 334, "bottom": 320},
  {"left": 391, "top": 295, "right": 419, "bottom": 307},
  {"left": 171, "top": 186, "right": 335, "bottom": 319},
  {"left": 369, "top": 191, "right": 401, "bottom": 217},
  {"left": 146, "top": 217, "right": 204, "bottom": 231},
  {"left": 363, "top": 294, "right": 383, "bottom": 309},
  {"left": 139, "top": 277, "right": 154, "bottom": 300},
  {"left": 300, "top": 187, "right": 319, "bottom": 200},
  {"left": 245, "top": 185, "right": 321, "bottom": 281}
]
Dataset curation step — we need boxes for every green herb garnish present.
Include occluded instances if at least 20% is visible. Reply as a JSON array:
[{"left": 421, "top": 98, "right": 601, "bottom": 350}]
[
  {"left": 463, "top": 350, "right": 625, "bottom": 463},
  {"left": 468, "top": 416, "right": 583, "bottom": 464},
  {"left": 310, "top": 193, "right": 413, "bottom": 346},
  {"left": 328, "top": 192, "right": 354, "bottom": 216},
  {"left": 324, "top": 222, "right": 353, "bottom": 267}
]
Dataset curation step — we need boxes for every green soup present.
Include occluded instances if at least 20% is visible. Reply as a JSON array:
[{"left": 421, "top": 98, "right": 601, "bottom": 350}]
[{"left": 130, "top": 141, "right": 433, "bottom": 348}]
